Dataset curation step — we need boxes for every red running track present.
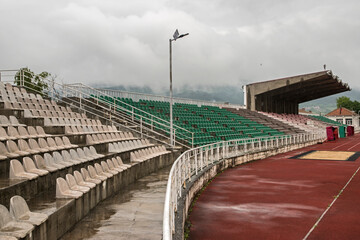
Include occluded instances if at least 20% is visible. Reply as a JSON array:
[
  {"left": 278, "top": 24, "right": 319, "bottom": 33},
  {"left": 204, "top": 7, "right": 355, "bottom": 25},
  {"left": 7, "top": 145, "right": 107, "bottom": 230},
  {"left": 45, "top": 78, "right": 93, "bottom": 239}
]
[{"left": 188, "top": 134, "right": 360, "bottom": 240}]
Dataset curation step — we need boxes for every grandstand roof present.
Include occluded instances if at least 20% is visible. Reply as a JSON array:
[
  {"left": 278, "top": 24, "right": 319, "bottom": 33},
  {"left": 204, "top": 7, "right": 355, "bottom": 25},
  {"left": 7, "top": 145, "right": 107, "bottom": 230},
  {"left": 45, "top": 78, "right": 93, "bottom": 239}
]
[
  {"left": 245, "top": 70, "right": 351, "bottom": 114},
  {"left": 326, "top": 107, "right": 357, "bottom": 116}
]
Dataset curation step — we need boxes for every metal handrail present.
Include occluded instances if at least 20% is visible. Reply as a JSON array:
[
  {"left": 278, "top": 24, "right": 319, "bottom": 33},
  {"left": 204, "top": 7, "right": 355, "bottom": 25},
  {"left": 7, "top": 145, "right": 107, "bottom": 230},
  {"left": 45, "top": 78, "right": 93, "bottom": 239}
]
[
  {"left": 162, "top": 132, "right": 326, "bottom": 239},
  {"left": 63, "top": 82, "right": 194, "bottom": 147},
  {"left": 1, "top": 69, "right": 191, "bottom": 148},
  {"left": 62, "top": 86, "right": 190, "bottom": 148},
  {"left": 89, "top": 85, "right": 245, "bottom": 109}
]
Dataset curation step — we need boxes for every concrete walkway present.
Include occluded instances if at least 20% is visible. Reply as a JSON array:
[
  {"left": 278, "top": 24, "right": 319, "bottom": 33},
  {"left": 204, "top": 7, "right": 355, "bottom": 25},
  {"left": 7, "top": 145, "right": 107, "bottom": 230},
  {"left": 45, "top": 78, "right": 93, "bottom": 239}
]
[{"left": 61, "top": 166, "right": 170, "bottom": 240}]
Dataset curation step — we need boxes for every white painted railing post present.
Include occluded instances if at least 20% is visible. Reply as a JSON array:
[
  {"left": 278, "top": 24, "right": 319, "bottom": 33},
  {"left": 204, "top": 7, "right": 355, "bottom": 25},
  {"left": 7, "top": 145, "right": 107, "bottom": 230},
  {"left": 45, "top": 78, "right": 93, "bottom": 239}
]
[
  {"left": 195, "top": 149, "right": 198, "bottom": 175},
  {"left": 205, "top": 148, "right": 209, "bottom": 167},
  {"left": 140, "top": 117, "right": 143, "bottom": 138},
  {"left": 211, "top": 147, "right": 214, "bottom": 163}
]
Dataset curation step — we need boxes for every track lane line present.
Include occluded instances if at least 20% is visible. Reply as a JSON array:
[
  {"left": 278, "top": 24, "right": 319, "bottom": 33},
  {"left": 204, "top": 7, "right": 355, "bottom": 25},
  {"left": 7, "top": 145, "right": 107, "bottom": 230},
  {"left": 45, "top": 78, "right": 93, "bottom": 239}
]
[
  {"left": 303, "top": 165, "right": 360, "bottom": 240},
  {"left": 332, "top": 142, "right": 351, "bottom": 150},
  {"left": 348, "top": 141, "right": 360, "bottom": 150}
]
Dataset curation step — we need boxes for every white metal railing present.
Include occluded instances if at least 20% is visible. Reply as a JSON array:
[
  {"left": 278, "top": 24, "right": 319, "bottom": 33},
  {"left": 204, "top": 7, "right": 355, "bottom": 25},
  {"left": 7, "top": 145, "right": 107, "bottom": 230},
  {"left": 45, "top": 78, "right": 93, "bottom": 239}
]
[
  {"left": 162, "top": 132, "right": 326, "bottom": 239},
  {"left": 69, "top": 84, "right": 246, "bottom": 109},
  {"left": 0, "top": 69, "right": 192, "bottom": 148},
  {"left": 62, "top": 82, "right": 194, "bottom": 148}
]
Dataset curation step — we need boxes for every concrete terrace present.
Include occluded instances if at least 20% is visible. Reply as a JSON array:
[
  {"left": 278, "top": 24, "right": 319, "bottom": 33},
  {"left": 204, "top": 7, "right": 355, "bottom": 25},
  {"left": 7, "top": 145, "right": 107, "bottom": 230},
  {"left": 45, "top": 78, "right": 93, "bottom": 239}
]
[{"left": 60, "top": 166, "right": 170, "bottom": 240}]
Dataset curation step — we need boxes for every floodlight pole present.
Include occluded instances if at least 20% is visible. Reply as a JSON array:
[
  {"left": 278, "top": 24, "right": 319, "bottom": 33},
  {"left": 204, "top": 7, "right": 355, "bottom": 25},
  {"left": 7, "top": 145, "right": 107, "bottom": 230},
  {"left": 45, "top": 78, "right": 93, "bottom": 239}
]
[
  {"left": 169, "top": 38, "right": 174, "bottom": 146},
  {"left": 169, "top": 30, "right": 189, "bottom": 147}
]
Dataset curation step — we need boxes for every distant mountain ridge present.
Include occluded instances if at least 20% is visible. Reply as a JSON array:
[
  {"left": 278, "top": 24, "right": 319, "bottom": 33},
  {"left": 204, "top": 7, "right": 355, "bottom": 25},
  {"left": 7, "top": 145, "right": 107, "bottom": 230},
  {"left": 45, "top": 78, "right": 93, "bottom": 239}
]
[
  {"left": 93, "top": 84, "right": 245, "bottom": 105},
  {"left": 300, "top": 88, "right": 360, "bottom": 114},
  {"left": 92, "top": 84, "right": 359, "bottom": 114}
]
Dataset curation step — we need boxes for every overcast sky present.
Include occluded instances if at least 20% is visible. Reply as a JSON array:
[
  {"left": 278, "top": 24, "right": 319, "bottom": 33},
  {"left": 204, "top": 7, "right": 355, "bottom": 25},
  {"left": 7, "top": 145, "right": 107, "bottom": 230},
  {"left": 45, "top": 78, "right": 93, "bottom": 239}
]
[{"left": 1, "top": 0, "right": 359, "bottom": 92}]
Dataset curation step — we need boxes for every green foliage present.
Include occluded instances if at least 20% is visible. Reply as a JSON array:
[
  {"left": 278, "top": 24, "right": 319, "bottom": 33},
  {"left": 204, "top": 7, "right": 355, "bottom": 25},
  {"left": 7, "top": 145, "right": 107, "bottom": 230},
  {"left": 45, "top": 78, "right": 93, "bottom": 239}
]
[
  {"left": 14, "top": 67, "right": 50, "bottom": 97},
  {"left": 336, "top": 96, "right": 360, "bottom": 113}
]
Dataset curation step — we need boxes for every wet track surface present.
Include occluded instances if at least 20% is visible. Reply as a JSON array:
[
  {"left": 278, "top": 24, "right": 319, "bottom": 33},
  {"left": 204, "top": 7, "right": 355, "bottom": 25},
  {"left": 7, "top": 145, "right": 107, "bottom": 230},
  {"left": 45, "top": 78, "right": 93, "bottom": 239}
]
[{"left": 188, "top": 134, "right": 360, "bottom": 240}]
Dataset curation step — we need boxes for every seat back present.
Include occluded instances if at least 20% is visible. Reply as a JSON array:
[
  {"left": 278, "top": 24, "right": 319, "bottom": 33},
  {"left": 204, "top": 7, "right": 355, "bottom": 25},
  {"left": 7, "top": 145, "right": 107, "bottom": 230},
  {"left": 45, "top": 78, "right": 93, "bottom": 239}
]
[
  {"left": 56, "top": 177, "right": 70, "bottom": 197},
  {"left": 65, "top": 174, "right": 77, "bottom": 189},
  {"left": 23, "top": 157, "right": 36, "bottom": 171},
  {"left": 9, "top": 159, "right": 25, "bottom": 178},
  {"left": 53, "top": 151, "right": 64, "bottom": 165},
  {"left": 18, "top": 126, "right": 29, "bottom": 137},
  {"left": 70, "top": 149, "right": 80, "bottom": 160},
  {"left": 36, "top": 126, "right": 47, "bottom": 136},
  {"left": 7, "top": 140, "right": 20, "bottom": 153},
  {"left": 9, "top": 195, "right": 30, "bottom": 220},
  {"left": 18, "top": 139, "right": 29, "bottom": 151},
  {"left": 94, "top": 163, "right": 104, "bottom": 174},
  {"left": 47, "top": 137, "right": 57, "bottom": 147},
  {"left": 74, "top": 170, "right": 86, "bottom": 184},
  {"left": 28, "top": 139, "right": 40, "bottom": 149},
  {"left": 7, "top": 126, "right": 20, "bottom": 138},
  {"left": 9, "top": 116, "right": 21, "bottom": 126},
  {"left": 55, "top": 137, "right": 64, "bottom": 146},
  {"left": 87, "top": 165, "right": 98, "bottom": 178},
  {"left": 61, "top": 150, "right": 72, "bottom": 161},
  {"left": 0, "top": 127, "right": 9, "bottom": 138},
  {"left": 0, "top": 204, "right": 13, "bottom": 229},
  {"left": 27, "top": 126, "right": 37, "bottom": 136},
  {"left": 38, "top": 138, "right": 49, "bottom": 148},
  {"left": 34, "top": 155, "right": 46, "bottom": 169},
  {"left": 77, "top": 148, "right": 87, "bottom": 159},
  {"left": 0, "top": 142, "right": 10, "bottom": 155},
  {"left": 89, "top": 146, "right": 99, "bottom": 155}
]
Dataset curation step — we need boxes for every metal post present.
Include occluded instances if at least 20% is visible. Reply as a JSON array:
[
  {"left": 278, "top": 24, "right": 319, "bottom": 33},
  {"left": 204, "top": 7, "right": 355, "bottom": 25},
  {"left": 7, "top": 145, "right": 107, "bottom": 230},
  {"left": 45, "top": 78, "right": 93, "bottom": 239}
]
[
  {"left": 169, "top": 39, "right": 174, "bottom": 146},
  {"left": 173, "top": 128, "right": 176, "bottom": 146},
  {"left": 140, "top": 117, "right": 143, "bottom": 138},
  {"left": 192, "top": 132, "right": 194, "bottom": 148},
  {"left": 51, "top": 77, "right": 54, "bottom": 100},
  {"left": 21, "top": 69, "right": 24, "bottom": 87},
  {"left": 195, "top": 149, "right": 198, "bottom": 175}
]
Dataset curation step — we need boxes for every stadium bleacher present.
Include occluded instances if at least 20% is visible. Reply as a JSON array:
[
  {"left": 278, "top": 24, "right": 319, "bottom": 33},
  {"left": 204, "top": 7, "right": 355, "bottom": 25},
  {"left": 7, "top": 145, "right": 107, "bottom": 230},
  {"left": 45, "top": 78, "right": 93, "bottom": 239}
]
[
  {"left": 308, "top": 115, "right": 347, "bottom": 127},
  {"left": 93, "top": 96, "right": 291, "bottom": 146},
  {"left": 0, "top": 83, "right": 173, "bottom": 239},
  {"left": 0, "top": 78, "right": 352, "bottom": 239}
]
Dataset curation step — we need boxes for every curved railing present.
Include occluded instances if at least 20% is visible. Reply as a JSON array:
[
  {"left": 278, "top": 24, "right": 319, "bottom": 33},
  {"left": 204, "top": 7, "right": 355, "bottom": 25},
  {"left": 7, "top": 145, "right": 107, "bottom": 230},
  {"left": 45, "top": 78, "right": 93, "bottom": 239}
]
[{"left": 163, "top": 132, "right": 326, "bottom": 239}]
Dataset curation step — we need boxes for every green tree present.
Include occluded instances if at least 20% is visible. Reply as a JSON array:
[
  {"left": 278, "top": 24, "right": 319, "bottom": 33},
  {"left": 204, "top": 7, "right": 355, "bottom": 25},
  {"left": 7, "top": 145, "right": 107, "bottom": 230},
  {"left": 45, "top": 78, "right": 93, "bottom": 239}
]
[
  {"left": 14, "top": 67, "right": 50, "bottom": 97},
  {"left": 353, "top": 100, "right": 360, "bottom": 113},
  {"left": 336, "top": 96, "right": 360, "bottom": 113},
  {"left": 336, "top": 96, "right": 352, "bottom": 109}
]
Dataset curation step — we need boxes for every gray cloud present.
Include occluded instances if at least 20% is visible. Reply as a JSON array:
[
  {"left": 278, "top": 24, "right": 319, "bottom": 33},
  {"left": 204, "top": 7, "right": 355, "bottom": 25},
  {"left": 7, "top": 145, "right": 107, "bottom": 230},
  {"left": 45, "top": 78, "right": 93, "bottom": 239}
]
[{"left": 0, "top": 0, "right": 359, "bottom": 92}]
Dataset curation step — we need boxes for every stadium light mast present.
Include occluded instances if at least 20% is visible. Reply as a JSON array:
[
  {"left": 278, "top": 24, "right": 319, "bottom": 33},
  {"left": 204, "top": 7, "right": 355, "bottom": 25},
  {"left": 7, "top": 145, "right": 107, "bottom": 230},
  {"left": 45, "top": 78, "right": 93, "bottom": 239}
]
[{"left": 169, "top": 29, "right": 189, "bottom": 146}]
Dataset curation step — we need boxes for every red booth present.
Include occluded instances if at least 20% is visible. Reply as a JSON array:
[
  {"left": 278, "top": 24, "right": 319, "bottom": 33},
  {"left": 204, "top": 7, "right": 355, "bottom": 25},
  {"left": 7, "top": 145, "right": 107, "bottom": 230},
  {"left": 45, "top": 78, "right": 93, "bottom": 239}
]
[{"left": 326, "top": 126, "right": 334, "bottom": 141}]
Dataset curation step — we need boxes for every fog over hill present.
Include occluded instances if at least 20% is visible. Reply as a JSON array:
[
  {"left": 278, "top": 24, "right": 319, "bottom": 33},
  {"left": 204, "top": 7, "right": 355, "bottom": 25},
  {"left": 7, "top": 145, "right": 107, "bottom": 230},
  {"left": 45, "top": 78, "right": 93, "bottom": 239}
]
[
  {"left": 95, "top": 84, "right": 360, "bottom": 114},
  {"left": 95, "top": 84, "right": 245, "bottom": 105}
]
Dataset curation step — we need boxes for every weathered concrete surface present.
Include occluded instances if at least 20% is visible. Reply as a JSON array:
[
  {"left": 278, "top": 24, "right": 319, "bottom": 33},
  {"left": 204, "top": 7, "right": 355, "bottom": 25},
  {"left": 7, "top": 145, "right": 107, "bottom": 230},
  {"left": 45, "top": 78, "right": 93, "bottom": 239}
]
[
  {"left": 60, "top": 166, "right": 170, "bottom": 240},
  {"left": 245, "top": 71, "right": 350, "bottom": 113}
]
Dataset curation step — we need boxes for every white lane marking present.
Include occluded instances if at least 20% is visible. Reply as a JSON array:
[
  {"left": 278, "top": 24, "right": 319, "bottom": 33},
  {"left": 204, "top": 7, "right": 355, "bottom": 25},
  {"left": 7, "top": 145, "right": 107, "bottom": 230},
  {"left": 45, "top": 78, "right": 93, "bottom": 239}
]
[
  {"left": 348, "top": 141, "right": 360, "bottom": 150},
  {"left": 332, "top": 142, "right": 349, "bottom": 150},
  {"left": 303, "top": 165, "right": 360, "bottom": 240}
]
